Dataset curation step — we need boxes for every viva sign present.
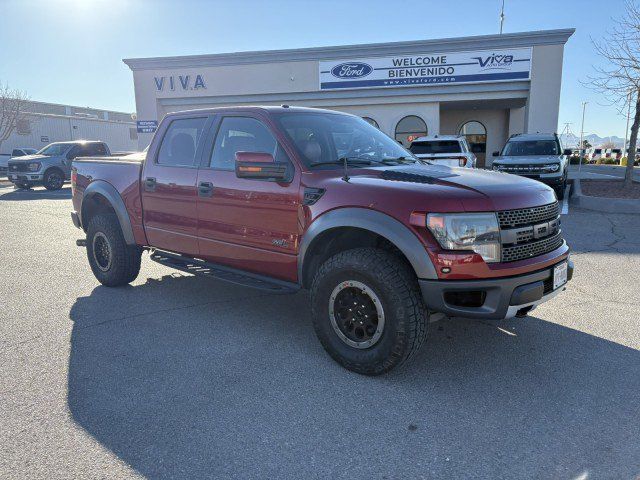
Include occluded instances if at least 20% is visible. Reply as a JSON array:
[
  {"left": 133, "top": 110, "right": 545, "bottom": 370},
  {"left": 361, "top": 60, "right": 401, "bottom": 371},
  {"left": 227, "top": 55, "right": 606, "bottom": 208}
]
[{"left": 154, "top": 74, "right": 206, "bottom": 92}]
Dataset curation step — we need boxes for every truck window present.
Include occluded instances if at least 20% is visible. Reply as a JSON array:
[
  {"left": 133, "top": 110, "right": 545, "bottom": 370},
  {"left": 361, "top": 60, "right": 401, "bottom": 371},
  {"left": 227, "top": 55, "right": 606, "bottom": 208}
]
[
  {"left": 157, "top": 117, "right": 206, "bottom": 167},
  {"left": 409, "top": 140, "right": 462, "bottom": 154},
  {"left": 210, "top": 117, "right": 278, "bottom": 170},
  {"left": 85, "top": 143, "right": 108, "bottom": 156}
]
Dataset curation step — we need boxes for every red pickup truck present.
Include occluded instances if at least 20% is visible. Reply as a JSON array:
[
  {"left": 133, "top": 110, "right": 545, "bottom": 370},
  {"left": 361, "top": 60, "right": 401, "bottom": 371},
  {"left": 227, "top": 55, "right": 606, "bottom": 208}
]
[{"left": 71, "top": 106, "right": 573, "bottom": 375}]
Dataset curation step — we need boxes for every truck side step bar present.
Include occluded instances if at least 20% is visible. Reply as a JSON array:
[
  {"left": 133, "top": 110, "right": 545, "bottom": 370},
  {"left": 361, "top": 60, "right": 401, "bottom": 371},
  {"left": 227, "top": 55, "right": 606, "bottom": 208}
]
[{"left": 149, "top": 249, "right": 300, "bottom": 295}]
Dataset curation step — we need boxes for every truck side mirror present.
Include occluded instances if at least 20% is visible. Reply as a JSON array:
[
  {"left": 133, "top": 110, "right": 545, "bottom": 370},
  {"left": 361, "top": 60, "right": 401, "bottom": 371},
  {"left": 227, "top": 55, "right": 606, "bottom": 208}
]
[
  {"left": 235, "top": 151, "right": 287, "bottom": 181},
  {"left": 492, "top": 151, "right": 500, "bottom": 157}
]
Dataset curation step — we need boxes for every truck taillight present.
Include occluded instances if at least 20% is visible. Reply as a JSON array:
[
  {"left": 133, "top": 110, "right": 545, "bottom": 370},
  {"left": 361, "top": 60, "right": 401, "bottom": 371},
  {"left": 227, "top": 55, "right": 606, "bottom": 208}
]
[
  {"left": 458, "top": 157, "right": 467, "bottom": 167},
  {"left": 71, "top": 169, "right": 77, "bottom": 187}
]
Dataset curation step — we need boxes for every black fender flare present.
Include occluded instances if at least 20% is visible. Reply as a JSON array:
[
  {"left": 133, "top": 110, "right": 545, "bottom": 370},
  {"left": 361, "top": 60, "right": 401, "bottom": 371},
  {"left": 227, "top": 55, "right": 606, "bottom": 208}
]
[
  {"left": 80, "top": 180, "right": 136, "bottom": 245},
  {"left": 298, "top": 208, "right": 438, "bottom": 283}
]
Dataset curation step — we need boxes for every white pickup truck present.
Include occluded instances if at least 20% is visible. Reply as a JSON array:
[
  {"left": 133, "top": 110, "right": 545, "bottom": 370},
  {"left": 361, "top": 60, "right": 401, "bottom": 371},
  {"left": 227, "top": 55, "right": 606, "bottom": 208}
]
[{"left": 409, "top": 135, "right": 476, "bottom": 168}]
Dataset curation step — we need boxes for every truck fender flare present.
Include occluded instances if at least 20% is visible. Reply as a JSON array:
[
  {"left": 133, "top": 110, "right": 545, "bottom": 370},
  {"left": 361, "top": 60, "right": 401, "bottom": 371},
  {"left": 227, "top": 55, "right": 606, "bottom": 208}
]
[
  {"left": 81, "top": 180, "right": 136, "bottom": 245},
  {"left": 298, "top": 208, "right": 438, "bottom": 282}
]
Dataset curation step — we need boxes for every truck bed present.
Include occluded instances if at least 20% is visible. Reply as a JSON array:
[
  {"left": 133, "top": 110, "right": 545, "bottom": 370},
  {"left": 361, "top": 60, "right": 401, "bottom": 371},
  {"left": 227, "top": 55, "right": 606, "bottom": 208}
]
[{"left": 72, "top": 153, "right": 146, "bottom": 243}]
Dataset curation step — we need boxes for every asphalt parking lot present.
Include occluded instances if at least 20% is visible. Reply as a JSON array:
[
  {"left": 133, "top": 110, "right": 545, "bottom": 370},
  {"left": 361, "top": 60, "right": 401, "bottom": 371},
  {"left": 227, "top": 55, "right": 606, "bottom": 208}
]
[{"left": 1, "top": 184, "right": 639, "bottom": 479}]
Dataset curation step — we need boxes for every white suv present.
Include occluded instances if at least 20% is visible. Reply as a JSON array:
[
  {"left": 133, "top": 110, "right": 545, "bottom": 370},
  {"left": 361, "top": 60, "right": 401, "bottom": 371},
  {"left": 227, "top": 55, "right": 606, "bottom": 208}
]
[{"left": 409, "top": 135, "right": 476, "bottom": 168}]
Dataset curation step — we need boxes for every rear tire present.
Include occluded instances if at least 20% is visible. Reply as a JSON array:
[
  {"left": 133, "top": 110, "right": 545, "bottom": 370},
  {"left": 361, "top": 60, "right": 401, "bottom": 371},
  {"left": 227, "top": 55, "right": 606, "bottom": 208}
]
[
  {"left": 86, "top": 214, "right": 142, "bottom": 287},
  {"left": 310, "top": 247, "right": 428, "bottom": 375}
]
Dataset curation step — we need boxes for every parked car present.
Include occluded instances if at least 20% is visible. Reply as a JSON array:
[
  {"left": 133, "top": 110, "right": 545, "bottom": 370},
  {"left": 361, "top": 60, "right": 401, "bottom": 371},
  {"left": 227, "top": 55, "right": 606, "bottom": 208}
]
[
  {"left": 7, "top": 140, "right": 110, "bottom": 190},
  {"left": 588, "top": 148, "right": 603, "bottom": 163},
  {"left": 70, "top": 106, "right": 572, "bottom": 375},
  {"left": 491, "top": 133, "right": 570, "bottom": 200},
  {"left": 0, "top": 148, "right": 38, "bottom": 177},
  {"left": 408, "top": 135, "right": 476, "bottom": 168}
]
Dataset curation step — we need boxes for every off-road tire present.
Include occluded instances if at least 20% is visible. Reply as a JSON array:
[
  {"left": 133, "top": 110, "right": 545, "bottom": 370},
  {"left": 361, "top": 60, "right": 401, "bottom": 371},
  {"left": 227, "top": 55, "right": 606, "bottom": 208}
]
[
  {"left": 43, "top": 169, "right": 64, "bottom": 191},
  {"left": 86, "top": 213, "right": 142, "bottom": 287},
  {"left": 15, "top": 182, "right": 30, "bottom": 189},
  {"left": 310, "top": 247, "right": 429, "bottom": 375},
  {"left": 555, "top": 181, "right": 566, "bottom": 200}
]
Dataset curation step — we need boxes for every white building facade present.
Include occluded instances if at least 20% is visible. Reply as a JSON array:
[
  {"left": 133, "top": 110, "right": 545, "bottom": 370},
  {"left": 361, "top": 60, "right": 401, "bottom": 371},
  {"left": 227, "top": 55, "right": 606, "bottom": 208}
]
[{"left": 124, "top": 29, "right": 573, "bottom": 167}]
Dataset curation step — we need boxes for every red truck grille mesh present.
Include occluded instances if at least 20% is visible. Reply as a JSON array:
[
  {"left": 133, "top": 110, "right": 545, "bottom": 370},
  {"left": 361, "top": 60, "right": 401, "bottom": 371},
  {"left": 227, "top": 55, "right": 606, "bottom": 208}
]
[{"left": 497, "top": 202, "right": 560, "bottom": 228}]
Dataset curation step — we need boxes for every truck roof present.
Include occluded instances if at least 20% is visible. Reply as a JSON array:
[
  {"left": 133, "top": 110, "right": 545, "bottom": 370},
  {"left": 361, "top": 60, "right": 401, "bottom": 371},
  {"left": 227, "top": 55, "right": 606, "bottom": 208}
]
[
  {"left": 411, "top": 135, "right": 462, "bottom": 142},
  {"left": 164, "top": 105, "right": 350, "bottom": 117},
  {"left": 508, "top": 133, "right": 558, "bottom": 142}
]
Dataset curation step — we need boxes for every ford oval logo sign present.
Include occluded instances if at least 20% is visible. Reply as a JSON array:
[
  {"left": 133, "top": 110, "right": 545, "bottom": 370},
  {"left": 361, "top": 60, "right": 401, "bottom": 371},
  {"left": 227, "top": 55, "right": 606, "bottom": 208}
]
[{"left": 331, "top": 62, "right": 373, "bottom": 79}]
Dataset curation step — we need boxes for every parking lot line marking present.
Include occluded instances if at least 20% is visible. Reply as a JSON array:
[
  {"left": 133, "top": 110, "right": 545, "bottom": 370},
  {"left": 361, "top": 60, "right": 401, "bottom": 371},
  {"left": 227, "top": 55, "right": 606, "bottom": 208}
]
[{"left": 561, "top": 186, "right": 570, "bottom": 215}]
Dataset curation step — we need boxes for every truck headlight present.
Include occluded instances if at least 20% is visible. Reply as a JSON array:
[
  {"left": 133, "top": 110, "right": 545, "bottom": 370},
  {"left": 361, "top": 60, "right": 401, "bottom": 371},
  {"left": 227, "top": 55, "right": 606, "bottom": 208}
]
[
  {"left": 28, "top": 162, "right": 41, "bottom": 171},
  {"left": 542, "top": 163, "right": 560, "bottom": 172},
  {"left": 427, "top": 213, "right": 501, "bottom": 263}
]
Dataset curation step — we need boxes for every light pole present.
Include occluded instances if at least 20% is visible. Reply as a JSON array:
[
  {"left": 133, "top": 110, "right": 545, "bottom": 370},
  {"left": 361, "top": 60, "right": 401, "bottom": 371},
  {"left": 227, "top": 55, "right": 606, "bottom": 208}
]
[
  {"left": 579, "top": 101, "right": 587, "bottom": 173},
  {"left": 499, "top": 0, "right": 505, "bottom": 34}
]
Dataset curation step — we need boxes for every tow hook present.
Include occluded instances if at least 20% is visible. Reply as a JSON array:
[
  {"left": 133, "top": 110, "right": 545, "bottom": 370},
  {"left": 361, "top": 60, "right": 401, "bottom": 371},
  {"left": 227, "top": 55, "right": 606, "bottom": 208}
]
[{"left": 76, "top": 239, "right": 87, "bottom": 247}]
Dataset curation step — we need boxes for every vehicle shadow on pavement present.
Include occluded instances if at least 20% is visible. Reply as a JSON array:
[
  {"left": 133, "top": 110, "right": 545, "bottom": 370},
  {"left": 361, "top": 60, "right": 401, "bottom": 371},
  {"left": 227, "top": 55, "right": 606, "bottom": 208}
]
[
  {"left": 67, "top": 274, "right": 640, "bottom": 479},
  {"left": 0, "top": 186, "right": 71, "bottom": 201}
]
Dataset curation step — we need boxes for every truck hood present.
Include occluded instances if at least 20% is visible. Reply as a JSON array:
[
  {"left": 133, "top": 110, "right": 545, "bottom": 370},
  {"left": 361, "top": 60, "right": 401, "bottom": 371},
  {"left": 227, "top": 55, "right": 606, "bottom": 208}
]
[
  {"left": 8, "top": 154, "right": 52, "bottom": 163},
  {"left": 306, "top": 163, "right": 556, "bottom": 213},
  {"left": 494, "top": 155, "right": 562, "bottom": 165}
]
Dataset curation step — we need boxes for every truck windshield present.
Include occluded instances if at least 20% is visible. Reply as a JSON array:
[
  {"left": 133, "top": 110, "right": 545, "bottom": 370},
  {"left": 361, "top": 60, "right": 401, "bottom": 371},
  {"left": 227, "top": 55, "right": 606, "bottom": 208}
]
[
  {"left": 37, "top": 144, "right": 72, "bottom": 156},
  {"left": 502, "top": 140, "right": 560, "bottom": 156},
  {"left": 410, "top": 140, "right": 462, "bottom": 154},
  {"left": 275, "top": 112, "right": 416, "bottom": 168}
]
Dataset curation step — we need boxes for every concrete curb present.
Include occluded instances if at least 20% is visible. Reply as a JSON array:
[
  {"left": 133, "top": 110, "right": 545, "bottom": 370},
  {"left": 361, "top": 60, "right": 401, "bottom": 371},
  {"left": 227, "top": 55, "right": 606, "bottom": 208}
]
[{"left": 570, "top": 178, "right": 640, "bottom": 214}]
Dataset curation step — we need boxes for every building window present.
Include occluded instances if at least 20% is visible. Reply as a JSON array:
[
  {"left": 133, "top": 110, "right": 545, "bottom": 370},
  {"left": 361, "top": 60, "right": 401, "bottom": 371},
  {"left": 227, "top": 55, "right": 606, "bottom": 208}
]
[
  {"left": 458, "top": 121, "right": 487, "bottom": 154},
  {"left": 362, "top": 117, "right": 379, "bottom": 129},
  {"left": 395, "top": 115, "right": 427, "bottom": 147}
]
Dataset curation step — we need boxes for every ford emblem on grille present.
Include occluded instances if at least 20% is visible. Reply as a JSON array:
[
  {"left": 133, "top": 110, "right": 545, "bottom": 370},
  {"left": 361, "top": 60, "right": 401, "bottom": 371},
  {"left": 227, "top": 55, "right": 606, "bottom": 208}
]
[{"left": 331, "top": 62, "right": 373, "bottom": 79}]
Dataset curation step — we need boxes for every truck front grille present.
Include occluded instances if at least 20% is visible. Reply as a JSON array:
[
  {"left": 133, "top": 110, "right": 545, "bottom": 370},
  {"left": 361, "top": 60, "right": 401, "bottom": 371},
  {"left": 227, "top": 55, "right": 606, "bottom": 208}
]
[
  {"left": 8, "top": 162, "right": 29, "bottom": 172},
  {"left": 497, "top": 202, "right": 560, "bottom": 228},
  {"left": 498, "top": 202, "right": 564, "bottom": 262},
  {"left": 501, "top": 231, "right": 564, "bottom": 262}
]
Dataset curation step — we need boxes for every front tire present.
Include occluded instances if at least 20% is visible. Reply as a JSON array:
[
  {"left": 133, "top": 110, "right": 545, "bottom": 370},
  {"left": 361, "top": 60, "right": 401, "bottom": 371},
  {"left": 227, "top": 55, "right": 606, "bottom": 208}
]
[
  {"left": 554, "top": 180, "right": 566, "bottom": 200},
  {"left": 310, "top": 248, "right": 428, "bottom": 375},
  {"left": 86, "top": 214, "right": 142, "bottom": 287},
  {"left": 43, "top": 169, "right": 64, "bottom": 191}
]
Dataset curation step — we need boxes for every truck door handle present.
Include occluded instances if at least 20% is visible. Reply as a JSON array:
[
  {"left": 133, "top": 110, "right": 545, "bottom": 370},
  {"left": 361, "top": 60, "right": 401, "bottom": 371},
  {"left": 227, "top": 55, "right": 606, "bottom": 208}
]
[
  {"left": 144, "top": 177, "right": 156, "bottom": 192},
  {"left": 198, "top": 181, "right": 214, "bottom": 197}
]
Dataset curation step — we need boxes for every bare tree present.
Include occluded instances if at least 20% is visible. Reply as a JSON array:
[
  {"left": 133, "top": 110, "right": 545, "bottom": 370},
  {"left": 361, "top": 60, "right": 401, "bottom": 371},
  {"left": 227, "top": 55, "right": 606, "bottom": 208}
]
[
  {"left": 0, "top": 82, "right": 29, "bottom": 153},
  {"left": 587, "top": 1, "right": 640, "bottom": 187}
]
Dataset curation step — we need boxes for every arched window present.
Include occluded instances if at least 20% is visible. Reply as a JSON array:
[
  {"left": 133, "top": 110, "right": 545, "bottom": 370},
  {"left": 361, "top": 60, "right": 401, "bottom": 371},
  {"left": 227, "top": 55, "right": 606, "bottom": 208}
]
[
  {"left": 458, "top": 121, "right": 487, "bottom": 154},
  {"left": 362, "top": 117, "right": 379, "bottom": 129},
  {"left": 395, "top": 115, "right": 427, "bottom": 147}
]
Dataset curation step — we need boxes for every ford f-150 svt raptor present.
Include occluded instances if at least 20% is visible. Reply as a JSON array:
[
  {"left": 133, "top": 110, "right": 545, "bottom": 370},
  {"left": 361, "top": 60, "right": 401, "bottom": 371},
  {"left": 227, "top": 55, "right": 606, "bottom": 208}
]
[{"left": 71, "top": 106, "right": 573, "bottom": 375}]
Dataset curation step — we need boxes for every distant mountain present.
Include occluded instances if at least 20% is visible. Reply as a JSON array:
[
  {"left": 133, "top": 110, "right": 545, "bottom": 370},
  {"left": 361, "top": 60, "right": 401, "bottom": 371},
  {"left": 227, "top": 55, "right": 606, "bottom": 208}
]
[{"left": 559, "top": 133, "right": 626, "bottom": 148}]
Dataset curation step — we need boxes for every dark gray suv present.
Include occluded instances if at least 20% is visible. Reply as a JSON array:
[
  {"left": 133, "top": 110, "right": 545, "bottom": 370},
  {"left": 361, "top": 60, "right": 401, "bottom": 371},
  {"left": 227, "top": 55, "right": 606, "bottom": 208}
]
[
  {"left": 7, "top": 141, "right": 110, "bottom": 190},
  {"left": 491, "top": 133, "right": 571, "bottom": 200}
]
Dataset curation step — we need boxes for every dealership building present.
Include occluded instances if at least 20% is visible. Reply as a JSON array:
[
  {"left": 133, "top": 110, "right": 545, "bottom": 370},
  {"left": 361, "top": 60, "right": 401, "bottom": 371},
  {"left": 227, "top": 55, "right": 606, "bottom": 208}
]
[{"left": 124, "top": 28, "right": 574, "bottom": 167}]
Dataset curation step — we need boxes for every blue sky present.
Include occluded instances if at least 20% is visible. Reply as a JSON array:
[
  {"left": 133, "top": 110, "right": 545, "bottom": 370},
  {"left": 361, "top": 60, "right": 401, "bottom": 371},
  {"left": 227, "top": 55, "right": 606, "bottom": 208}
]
[{"left": 0, "top": 0, "right": 631, "bottom": 137}]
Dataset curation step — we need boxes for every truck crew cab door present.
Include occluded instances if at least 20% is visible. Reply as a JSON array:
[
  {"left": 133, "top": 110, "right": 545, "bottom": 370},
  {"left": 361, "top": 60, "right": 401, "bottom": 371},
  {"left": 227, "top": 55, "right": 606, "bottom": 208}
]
[
  {"left": 141, "top": 115, "right": 210, "bottom": 256},
  {"left": 196, "top": 114, "right": 300, "bottom": 282}
]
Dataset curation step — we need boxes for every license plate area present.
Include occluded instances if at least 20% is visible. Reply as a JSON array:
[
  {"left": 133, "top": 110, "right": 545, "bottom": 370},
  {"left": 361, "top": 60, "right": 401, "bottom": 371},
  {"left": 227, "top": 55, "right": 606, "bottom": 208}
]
[{"left": 553, "top": 261, "right": 568, "bottom": 290}]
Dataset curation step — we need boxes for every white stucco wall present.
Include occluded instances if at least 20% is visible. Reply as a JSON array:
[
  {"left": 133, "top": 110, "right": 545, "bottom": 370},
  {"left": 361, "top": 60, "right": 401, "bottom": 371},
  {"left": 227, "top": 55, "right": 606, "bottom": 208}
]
[
  {"left": 126, "top": 29, "right": 573, "bottom": 153},
  {"left": 526, "top": 44, "right": 565, "bottom": 134}
]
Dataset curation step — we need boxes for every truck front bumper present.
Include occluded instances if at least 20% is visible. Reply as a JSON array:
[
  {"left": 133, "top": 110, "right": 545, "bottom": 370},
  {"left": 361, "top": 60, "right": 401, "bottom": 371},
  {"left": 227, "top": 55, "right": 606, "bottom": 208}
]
[
  {"left": 7, "top": 173, "right": 44, "bottom": 183},
  {"left": 419, "top": 259, "right": 573, "bottom": 320}
]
